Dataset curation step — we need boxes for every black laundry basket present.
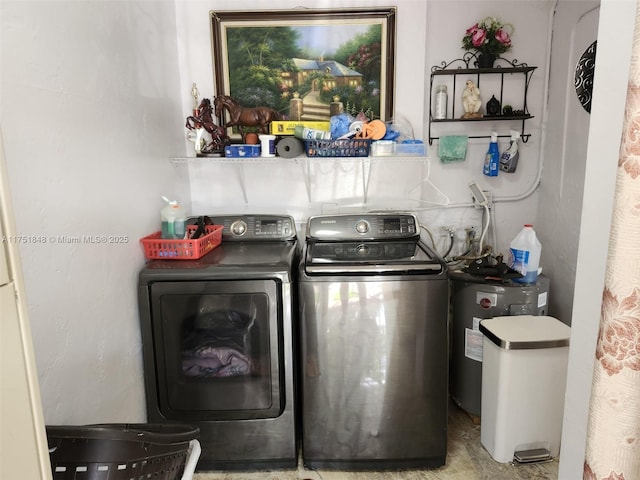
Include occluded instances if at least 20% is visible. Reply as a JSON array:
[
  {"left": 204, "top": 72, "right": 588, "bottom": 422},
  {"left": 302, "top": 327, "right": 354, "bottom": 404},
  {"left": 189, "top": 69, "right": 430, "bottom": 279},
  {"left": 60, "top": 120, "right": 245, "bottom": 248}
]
[{"left": 46, "top": 423, "right": 199, "bottom": 480}]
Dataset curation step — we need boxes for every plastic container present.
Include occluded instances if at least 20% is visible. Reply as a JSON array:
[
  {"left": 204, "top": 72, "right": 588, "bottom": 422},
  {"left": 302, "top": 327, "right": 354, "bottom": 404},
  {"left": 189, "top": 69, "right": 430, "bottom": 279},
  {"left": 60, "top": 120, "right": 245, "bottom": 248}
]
[
  {"left": 141, "top": 224, "right": 223, "bottom": 260},
  {"left": 509, "top": 224, "right": 542, "bottom": 284},
  {"left": 370, "top": 140, "right": 427, "bottom": 157},
  {"left": 224, "top": 144, "right": 261, "bottom": 158},
  {"left": 47, "top": 423, "right": 201, "bottom": 480},
  {"left": 258, "top": 134, "right": 276, "bottom": 157},
  {"left": 483, "top": 132, "right": 500, "bottom": 177},
  {"left": 294, "top": 125, "right": 331, "bottom": 140},
  {"left": 433, "top": 85, "right": 448, "bottom": 120},
  {"left": 304, "top": 138, "right": 371, "bottom": 157},
  {"left": 479, "top": 315, "right": 570, "bottom": 463},
  {"left": 370, "top": 140, "right": 395, "bottom": 156},
  {"left": 161, "top": 198, "right": 186, "bottom": 240},
  {"left": 395, "top": 140, "right": 426, "bottom": 156}
]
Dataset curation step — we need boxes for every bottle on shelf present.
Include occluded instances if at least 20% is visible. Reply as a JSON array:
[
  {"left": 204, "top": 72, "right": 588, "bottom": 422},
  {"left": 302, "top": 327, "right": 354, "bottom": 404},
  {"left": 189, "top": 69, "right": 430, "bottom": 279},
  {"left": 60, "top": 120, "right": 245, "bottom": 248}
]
[{"left": 433, "top": 85, "right": 448, "bottom": 120}]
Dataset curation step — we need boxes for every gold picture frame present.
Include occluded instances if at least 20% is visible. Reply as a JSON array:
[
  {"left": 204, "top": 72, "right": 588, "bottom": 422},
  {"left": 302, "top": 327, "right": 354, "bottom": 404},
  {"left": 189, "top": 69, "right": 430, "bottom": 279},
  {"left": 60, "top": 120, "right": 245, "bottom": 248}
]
[{"left": 211, "top": 7, "right": 396, "bottom": 138}]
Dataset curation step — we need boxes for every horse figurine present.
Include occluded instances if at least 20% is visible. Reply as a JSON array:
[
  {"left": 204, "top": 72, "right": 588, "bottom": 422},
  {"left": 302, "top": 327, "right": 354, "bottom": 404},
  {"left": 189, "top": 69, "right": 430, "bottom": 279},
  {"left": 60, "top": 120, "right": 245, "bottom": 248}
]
[
  {"left": 185, "top": 98, "right": 229, "bottom": 154},
  {"left": 214, "top": 95, "right": 281, "bottom": 136}
]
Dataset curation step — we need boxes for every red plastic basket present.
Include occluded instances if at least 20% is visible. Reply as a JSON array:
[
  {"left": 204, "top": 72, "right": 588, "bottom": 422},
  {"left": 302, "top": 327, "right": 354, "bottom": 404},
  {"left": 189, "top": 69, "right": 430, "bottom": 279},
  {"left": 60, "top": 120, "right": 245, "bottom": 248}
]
[{"left": 140, "top": 225, "right": 223, "bottom": 260}]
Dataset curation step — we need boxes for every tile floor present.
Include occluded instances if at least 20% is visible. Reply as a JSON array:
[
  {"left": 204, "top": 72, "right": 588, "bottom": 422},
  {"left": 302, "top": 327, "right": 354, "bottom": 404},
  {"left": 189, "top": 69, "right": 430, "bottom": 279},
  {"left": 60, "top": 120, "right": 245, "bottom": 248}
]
[{"left": 193, "top": 401, "right": 558, "bottom": 480}]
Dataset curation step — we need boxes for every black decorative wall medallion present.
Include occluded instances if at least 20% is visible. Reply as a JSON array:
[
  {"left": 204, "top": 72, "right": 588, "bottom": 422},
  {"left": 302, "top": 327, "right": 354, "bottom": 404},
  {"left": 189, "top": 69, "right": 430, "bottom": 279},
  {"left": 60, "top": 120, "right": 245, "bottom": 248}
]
[{"left": 575, "top": 41, "right": 597, "bottom": 113}]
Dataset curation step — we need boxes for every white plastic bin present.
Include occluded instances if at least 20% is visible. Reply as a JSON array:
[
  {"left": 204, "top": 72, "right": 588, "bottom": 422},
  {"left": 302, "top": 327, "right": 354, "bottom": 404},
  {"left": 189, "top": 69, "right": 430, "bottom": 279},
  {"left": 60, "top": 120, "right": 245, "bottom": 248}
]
[{"left": 479, "top": 315, "right": 570, "bottom": 463}]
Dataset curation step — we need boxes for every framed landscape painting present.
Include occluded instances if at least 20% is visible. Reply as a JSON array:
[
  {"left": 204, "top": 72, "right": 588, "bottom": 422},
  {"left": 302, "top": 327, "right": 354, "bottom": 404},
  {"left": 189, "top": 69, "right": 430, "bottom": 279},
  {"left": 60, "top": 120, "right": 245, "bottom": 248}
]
[{"left": 210, "top": 8, "right": 396, "bottom": 137}]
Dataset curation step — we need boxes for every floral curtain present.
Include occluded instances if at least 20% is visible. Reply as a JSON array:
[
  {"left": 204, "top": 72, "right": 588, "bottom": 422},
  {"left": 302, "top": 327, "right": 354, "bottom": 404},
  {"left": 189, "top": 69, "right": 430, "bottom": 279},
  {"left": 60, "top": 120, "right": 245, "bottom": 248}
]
[{"left": 584, "top": 3, "right": 640, "bottom": 479}]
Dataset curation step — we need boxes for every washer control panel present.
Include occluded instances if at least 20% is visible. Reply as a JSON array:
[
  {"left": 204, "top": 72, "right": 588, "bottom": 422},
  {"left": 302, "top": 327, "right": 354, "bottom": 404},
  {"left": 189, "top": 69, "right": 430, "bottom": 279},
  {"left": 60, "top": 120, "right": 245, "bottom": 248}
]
[
  {"left": 306, "top": 213, "right": 419, "bottom": 241},
  {"left": 194, "top": 215, "right": 297, "bottom": 241}
]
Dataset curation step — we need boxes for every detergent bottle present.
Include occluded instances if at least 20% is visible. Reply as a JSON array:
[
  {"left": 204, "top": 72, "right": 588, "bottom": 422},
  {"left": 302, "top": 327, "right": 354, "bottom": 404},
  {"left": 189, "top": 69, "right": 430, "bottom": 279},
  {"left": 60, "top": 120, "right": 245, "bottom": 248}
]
[
  {"left": 499, "top": 130, "right": 520, "bottom": 173},
  {"left": 161, "top": 196, "right": 187, "bottom": 239},
  {"left": 483, "top": 132, "right": 499, "bottom": 177},
  {"left": 509, "top": 224, "right": 542, "bottom": 284}
]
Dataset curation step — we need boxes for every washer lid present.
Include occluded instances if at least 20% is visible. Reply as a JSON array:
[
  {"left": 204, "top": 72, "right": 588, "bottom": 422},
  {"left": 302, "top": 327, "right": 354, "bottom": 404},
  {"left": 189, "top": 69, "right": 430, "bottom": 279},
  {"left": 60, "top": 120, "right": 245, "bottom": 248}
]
[{"left": 479, "top": 315, "right": 570, "bottom": 350}]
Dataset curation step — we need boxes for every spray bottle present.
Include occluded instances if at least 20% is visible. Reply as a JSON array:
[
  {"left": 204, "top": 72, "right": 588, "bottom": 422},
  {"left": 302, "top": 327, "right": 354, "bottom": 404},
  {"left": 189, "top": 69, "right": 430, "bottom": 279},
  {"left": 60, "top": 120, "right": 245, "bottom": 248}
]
[
  {"left": 499, "top": 130, "right": 520, "bottom": 173},
  {"left": 161, "top": 196, "right": 187, "bottom": 239},
  {"left": 483, "top": 132, "right": 499, "bottom": 177}
]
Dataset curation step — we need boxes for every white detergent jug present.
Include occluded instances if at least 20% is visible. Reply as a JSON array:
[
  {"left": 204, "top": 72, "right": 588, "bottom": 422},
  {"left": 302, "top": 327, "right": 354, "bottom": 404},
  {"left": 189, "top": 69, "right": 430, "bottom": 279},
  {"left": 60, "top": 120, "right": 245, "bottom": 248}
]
[
  {"left": 509, "top": 224, "right": 541, "bottom": 284},
  {"left": 161, "top": 196, "right": 186, "bottom": 239}
]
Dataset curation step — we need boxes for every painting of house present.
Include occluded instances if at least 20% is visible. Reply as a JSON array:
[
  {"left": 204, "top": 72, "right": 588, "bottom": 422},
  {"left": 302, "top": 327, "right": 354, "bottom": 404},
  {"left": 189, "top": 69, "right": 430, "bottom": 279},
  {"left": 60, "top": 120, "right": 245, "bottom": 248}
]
[
  {"left": 286, "top": 58, "right": 363, "bottom": 91},
  {"left": 213, "top": 12, "right": 392, "bottom": 123}
]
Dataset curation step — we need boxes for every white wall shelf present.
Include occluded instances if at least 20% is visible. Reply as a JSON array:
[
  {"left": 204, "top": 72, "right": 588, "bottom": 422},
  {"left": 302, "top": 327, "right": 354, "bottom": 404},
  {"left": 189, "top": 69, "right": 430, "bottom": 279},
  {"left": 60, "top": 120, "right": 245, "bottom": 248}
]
[
  {"left": 170, "top": 155, "right": 429, "bottom": 164},
  {"left": 171, "top": 155, "right": 448, "bottom": 207}
]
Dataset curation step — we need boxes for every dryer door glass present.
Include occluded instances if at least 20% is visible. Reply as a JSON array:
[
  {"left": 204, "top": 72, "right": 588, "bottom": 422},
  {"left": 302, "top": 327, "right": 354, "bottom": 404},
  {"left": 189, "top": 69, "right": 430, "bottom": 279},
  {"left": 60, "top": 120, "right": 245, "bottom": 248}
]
[{"left": 150, "top": 280, "right": 283, "bottom": 420}]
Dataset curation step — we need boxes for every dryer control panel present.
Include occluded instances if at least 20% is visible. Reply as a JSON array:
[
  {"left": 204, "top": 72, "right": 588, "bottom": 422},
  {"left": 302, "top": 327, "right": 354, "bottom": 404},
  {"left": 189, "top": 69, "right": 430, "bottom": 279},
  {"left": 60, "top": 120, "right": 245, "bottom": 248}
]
[
  {"left": 306, "top": 213, "right": 420, "bottom": 241},
  {"left": 200, "top": 214, "right": 297, "bottom": 241}
]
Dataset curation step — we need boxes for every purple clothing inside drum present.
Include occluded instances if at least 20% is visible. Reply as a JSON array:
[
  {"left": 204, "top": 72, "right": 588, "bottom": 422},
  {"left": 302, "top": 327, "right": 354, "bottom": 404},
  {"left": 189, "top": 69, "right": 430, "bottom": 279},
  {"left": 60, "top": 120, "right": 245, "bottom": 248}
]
[{"left": 183, "top": 346, "right": 250, "bottom": 377}]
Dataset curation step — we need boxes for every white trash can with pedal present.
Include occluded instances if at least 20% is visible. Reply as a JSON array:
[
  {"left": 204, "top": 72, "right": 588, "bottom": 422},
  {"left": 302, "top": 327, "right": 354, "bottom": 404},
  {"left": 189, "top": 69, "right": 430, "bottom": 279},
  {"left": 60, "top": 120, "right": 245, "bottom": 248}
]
[{"left": 479, "top": 315, "right": 570, "bottom": 464}]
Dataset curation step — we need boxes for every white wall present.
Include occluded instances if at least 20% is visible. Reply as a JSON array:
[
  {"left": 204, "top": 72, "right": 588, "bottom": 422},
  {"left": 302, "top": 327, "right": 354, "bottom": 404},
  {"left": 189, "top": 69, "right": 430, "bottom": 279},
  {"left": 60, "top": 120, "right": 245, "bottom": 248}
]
[
  {"left": 559, "top": 1, "right": 636, "bottom": 477},
  {"left": 175, "top": 0, "right": 553, "bottom": 260},
  {"left": 174, "top": 0, "right": 435, "bottom": 231},
  {"left": 1, "top": 1, "right": 629, "bottom": 477},
  {"left": 0, "top": 0, "right": 187, "bottom": 423},
  {"left": 422, "top": 1, "right": 553, "bottom": 257},
  {"left": 0, "top": 0, "right": 556, "bottom": 425},
  {"left": 538, "top": 1, "right": 599, "bottom": 327},
  {"left": 174, "top": 0, "right": 427, "bottom": 154}
]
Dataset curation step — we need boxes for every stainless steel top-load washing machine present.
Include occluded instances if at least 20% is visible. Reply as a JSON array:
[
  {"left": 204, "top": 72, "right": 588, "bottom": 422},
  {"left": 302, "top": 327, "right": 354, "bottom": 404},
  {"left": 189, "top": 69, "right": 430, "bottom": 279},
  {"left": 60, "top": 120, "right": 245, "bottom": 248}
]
[
  {"left": 298, "top": 212, "right": 449, "bottom": 470},
  {"left": 138, "top": 214, "right": 298, "bottom": 471}
]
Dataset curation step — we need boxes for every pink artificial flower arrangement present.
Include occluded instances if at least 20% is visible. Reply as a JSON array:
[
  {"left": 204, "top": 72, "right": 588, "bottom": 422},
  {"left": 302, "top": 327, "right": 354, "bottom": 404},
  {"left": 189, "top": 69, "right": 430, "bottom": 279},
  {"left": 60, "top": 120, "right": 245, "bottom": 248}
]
[{"left": 462, "top": 17, "right": 514, "bottom": 57}]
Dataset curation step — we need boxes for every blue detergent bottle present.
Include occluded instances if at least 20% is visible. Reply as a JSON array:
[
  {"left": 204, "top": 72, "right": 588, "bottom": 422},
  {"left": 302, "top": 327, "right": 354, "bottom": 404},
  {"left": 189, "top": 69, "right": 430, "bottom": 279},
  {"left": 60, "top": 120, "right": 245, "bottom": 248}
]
[{"left": 483, "top": 132, "right": 499, "bottom": 177}]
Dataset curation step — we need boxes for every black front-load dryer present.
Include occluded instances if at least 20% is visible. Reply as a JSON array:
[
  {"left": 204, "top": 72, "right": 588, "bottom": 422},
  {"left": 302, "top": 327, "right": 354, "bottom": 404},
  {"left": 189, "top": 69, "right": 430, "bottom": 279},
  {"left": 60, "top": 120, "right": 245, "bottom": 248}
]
[{"left": 138, "top": 214, "right": 298, "bottom": 471}]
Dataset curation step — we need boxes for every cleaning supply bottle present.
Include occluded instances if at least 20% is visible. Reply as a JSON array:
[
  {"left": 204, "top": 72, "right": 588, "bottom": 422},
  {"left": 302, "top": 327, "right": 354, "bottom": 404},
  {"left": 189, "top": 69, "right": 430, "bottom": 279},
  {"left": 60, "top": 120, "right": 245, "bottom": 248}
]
[
  {"left": 499, "top": 130, "right": 520, "bottom": 173},
  {"left": 483, "top": 132, "right": 499, "bottom": 177},
  {"left": 433, "top": 85, "right": 448, "bottom": 120},
  {"left": 509, "top": 224, "right": 542, "bottom": 284},
  {"left": 161, "top": 196, "right": 186, "bottom": 239}
]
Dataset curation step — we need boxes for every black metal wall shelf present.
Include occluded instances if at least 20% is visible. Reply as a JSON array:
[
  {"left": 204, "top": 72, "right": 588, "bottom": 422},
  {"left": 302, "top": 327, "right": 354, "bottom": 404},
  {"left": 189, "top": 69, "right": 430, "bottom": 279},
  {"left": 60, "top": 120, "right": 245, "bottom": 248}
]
[{"left": 428, "top": 55, "right": 537, "bottom": 145}]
